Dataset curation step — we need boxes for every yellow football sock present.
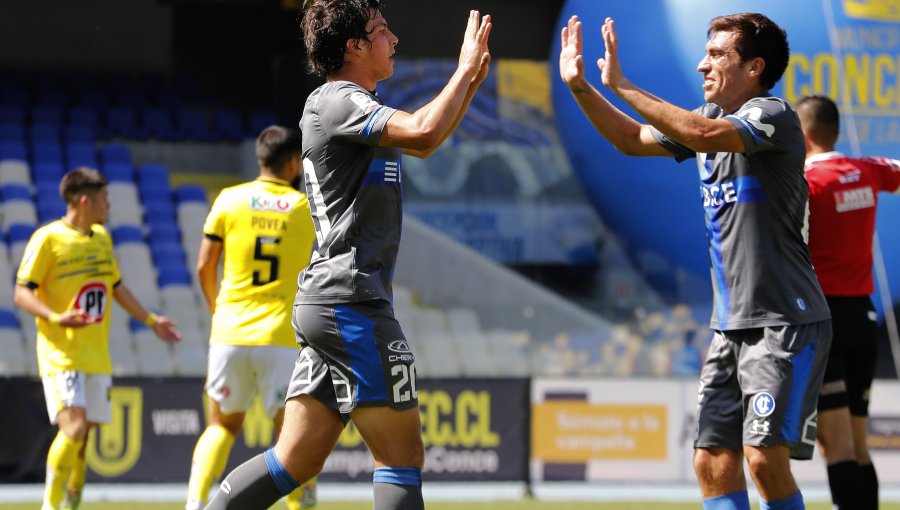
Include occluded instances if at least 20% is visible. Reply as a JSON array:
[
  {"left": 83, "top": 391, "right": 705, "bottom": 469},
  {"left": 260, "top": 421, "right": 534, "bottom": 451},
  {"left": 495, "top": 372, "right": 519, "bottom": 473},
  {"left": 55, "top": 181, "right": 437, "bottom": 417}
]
[
  {"left": 186, "top": 425, "right": 235, "bottom": 505},
  {"left": 61, "top": 451, "right": 87, "bottom": 509},
  {"left": 44, "top": 432, "right": 83, "bottom": 510},
  {"left": 285, "top": 477, "right": 318, "bottom": 510}
]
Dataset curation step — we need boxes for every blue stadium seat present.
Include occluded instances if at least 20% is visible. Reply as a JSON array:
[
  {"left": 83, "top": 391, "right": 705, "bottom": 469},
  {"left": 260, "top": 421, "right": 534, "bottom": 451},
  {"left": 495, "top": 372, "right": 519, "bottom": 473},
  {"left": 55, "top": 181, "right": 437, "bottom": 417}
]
[
  {"left": 67, "top": 106, "right": 101, "bottom": 130},
  {"left": 176, "top": 108, "right": 215, "bottom": 141},
  {"left": 63, "top": 125, "right": 95, "bottom": 144},
  {"left": 31, "top": 105, "right": 64, "bottom": 126},
  {"left": 66, "top": 143, "right": 98, "bottom": 170},
  {"left": 37, "top": 201, "right": 66, "bottom": 224},
  {"left": 147, "top": 221, "right": 181, "bottom": 245},
  {"left": 31, "top": 141, "right": 63, "bottom": 166},
  {"left": 213, "top": 109, "right": 244, "bottom": 141},
  {"left": 33, "top": 86, "right": 68, "bottom": 109},
  {"left": 111, "top": 225, "right": 145, "bottom": 245},
  {"left": 0, "top": 141, "right": 27, "bottom": 161},
  {"left": 140, "top": 185, "right": 172, "bottom": 204},
  {"left": 100, "top": 143, "right": 132, "bottom": 166},
  {"left": 143, "top": 198, "right": 176, "bottom": 223},
  {"left": 32, "top": 161, "right": 65, "bottom": 183},
  {"left": 151, "top": 242, "right": 186, "bottom": 268},
  {"left": 142, "top": 107, "right": 178, "bottom": 141},
  {"left": 0, "top": 105, "right": 26, "bottom": 124},
  {"left": 0, "top": 308, "right": 18, "bottom": 328},
  {"left": 74, "top": 89, "right": 109, "bottom": 110},
  {"left": 157, "top": 264, "right": 192, "bottom": 288},
  {"left": 6, "top": 224, "right": 35, "bottom": 245},
  {"left": 104, "top": 107, "right": 144, "bottom": 139},
  {"left": 0, "top": 123, "right": 25, "bottom": 144},
  {"left": 29, "top": 124, "right": 59, "bottom": 144},
  {"left": 247, "top": 110, "right": 277, "bottom": 138},
  {"left": 173, "top": 184, "right": 208, "bottom": 204},
  {"left": 101, "top": 162, "right": 135, "bottom": 183},
  {"left": 136, "top": 163, "right": 170, "bottom": 188},
  {"left": 0, "top": 183, "right": 32, "bottom": 202},
  {"left": 113, "top": 89, "right": 146, "bottom": 110}
]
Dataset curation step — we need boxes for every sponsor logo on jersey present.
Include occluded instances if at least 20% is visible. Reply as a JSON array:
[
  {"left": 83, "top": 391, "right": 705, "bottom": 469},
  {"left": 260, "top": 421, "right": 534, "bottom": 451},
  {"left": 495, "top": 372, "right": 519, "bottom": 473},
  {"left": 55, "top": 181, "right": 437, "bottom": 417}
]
[
  {"left": 835, "top": 186, "right": 875, "bottom": 212},
  {"left": 349, "top": 91, "right": 380, "bottom": 114},
  {"left": 387, "top": 340, "right": 411, "bottom": 353},
  {"left": 74, "top": 281, "right": 108, "bottom": 324},
  {"left": 838, "top": 169, "right": 862, "bottom": 184},
  {"left": 751, "top": 392, "right": 776, "bottom": 417},
  {"left": 249, "top": 194, "right": 296, "bottom": 213}
]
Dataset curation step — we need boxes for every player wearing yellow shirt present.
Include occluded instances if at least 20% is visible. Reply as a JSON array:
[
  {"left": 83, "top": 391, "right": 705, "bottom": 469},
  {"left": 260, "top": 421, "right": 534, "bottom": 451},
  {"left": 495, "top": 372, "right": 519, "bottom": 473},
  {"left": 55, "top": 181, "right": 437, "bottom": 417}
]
[
  {"left": 185, "top": 126, "right": 317, "bottom": 510},
  {"left": 15, "top": 168, "right": 181, "bottom": 510}
]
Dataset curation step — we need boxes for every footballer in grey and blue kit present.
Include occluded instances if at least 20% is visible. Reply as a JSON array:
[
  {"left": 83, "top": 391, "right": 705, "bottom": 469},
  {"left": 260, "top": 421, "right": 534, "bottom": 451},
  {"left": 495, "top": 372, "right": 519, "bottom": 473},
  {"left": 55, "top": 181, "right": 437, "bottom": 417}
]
[
  {"left": 288, "top": 79, "right": 415, "bottom": 413},
  {"left": 652, "top": 95, "right": 832, "bottom": 459}
]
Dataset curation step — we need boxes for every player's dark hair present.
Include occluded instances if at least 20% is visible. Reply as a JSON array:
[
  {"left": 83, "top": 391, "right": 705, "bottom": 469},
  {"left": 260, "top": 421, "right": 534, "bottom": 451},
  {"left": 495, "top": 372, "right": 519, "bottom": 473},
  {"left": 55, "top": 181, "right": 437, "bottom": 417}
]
[
  {"left": 301, "top": 0, "right": 383, "bottom": 76},
  {"left": 59, "top": 167, "right": 107, "bottom": 206},
  {"left": 796, "top": 95, "right": 840, "bottom": 147},
  {"left": 256, "top": 125, "right": 302, "bottom": 172},
  {"left": 708, "top": 12, "right": 789, "bottom": 90}
]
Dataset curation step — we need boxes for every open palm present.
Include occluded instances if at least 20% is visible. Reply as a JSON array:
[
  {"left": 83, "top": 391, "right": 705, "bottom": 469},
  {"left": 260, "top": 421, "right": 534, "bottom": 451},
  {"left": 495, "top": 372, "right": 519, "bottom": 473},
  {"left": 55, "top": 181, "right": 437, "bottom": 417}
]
[{"left": 559, "top": 15, "right": 585, "bottom": 87}]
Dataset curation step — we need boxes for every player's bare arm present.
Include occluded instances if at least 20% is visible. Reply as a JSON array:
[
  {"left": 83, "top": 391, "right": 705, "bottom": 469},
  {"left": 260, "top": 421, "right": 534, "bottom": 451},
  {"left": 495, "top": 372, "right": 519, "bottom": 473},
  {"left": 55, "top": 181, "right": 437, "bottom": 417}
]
[
  {"left": 112, "top": 284, "right": 181, "bottom": 343},
  {"left": 382, "top": 11, "right": 491, "bottom": 153},
  {"left": 597, "top": 17, "right": 744, "bottom": 154},
  {"left": 13, "top": 284, "right": 89, "bottom": 327},
  {"left": 196, "top": 237, "right": 223, "bottom": 314},
  {"left": 559, "top": 15, "right": 668, "bottom": 157}
]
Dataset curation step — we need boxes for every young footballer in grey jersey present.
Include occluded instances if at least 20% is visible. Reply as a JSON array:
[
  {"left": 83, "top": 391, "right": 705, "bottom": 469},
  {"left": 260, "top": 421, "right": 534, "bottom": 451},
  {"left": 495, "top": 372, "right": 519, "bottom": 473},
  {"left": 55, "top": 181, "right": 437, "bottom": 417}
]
[
  {"left": 205, "top": 1, "right": 491, "bottom": 509},
  {"left": 560, "top": 12, "right": 830, "bottom": 510}
]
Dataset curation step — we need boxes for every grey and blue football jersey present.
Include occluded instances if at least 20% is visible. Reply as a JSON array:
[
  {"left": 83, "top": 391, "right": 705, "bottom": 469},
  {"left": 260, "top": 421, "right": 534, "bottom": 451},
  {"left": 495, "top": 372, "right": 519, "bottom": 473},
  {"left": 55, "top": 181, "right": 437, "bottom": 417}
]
[
  {"left": 652, "top": 96, "right": 830, "bottom": 330},
  {"left": 296, "top": 81, "right": 402, "bottom": 304}
]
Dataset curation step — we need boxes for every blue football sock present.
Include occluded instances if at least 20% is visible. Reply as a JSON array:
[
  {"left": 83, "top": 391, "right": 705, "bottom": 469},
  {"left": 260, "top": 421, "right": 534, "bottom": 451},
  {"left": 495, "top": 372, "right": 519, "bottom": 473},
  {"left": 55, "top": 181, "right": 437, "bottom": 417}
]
[
  {"left": 703, "top": 490, "right": 751, "bottom": 510},
  {"left": 761, "top": 491, "right": 804, "bottom": 510}
]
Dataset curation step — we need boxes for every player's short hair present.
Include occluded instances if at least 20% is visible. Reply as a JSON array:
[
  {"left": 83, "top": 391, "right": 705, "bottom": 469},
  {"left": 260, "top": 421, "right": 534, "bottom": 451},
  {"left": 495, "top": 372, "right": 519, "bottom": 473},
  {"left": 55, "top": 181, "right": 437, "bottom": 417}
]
[
  {"left": 300, "top": 0, "right": 383, "bottom": 76},
  {"left": 256, "top": 125, "right": 302, "bottom": 171},
  {"left": 60, "top": 167, "right": 107, "bottom": 206},
  {"left": 708, "top": 12, "right": 789, "bottom": 90},
  {"left": 796, "top": 95, "right": 840, "bottom": 147}
]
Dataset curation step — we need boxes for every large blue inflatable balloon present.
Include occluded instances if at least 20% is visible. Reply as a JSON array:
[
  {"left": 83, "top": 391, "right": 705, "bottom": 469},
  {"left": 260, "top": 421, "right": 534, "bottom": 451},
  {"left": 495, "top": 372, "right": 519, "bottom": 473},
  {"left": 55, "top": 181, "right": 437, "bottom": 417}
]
[{"left": 553, "top": 0, "right": 900, "bottom": 318}]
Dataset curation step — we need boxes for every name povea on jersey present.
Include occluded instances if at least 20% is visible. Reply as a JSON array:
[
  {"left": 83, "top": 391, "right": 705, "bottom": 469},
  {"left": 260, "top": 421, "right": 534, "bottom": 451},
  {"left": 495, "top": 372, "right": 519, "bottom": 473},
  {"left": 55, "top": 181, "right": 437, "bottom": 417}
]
[
  {"left": 248, "top": 193, "right": 298, "bottom": 214},
  {"left": 72, "top": 281, "right": 109, "bottom": 324}
]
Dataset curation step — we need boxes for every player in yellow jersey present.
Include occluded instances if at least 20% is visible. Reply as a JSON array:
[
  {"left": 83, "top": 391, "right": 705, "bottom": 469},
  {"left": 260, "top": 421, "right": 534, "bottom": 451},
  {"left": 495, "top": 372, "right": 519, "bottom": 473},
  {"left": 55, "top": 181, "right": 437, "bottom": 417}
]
[
  {"left": 185, "top": 126, "right": 317, "bottom": 510},
  {"left": 14, "top": 167, "right": 181, "bottom": 510}
]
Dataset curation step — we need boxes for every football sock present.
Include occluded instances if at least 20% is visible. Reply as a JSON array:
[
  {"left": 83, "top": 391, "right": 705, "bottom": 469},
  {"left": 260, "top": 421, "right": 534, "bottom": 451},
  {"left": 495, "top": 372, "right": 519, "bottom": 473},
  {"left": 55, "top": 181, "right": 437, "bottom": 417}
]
[
  {"left": 860, "top": 463, "right": 879, "bottom": 510},
  {"left": 62, "top": 451, "right": 87, "bottom": 510},
  {"left": 760, "top": 491, "right": 804, "bottom": 510},
  {"left": 205, "top": 449, "right": 298, "bottom": 510},
  {"left": 702, "top": 490, "right": 751, "bottom": 510},
  {"left": 44, "top": 432, "right": 84, "bottom": 510},
  {"left": 373, "top": 467, "right": 423, "bottom": 510},
  {"left": 827, "top": 460, "right": 861, "bottom": 510},
  {"left": 186, "top": 425, "right": 235, "bottom": 507}
]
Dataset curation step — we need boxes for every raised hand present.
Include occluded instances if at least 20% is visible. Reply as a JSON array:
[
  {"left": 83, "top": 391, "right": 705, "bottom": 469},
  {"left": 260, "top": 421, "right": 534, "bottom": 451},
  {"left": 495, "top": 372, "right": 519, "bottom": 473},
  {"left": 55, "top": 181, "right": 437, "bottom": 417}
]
[
  {"left": 458, "top": 10, "right": 492, "bottom": 80},
  {"left": 598, "top": 17, "right": 628, "bottom": 91},
  {"left": 473, "top": 14, "right": 492, "bottom": 85},
  {"left": 152, "top": 315, "right": 182, "bottom": 343},
  {"left": 559, "top": 15, "right": 585, "bottom": 89}
]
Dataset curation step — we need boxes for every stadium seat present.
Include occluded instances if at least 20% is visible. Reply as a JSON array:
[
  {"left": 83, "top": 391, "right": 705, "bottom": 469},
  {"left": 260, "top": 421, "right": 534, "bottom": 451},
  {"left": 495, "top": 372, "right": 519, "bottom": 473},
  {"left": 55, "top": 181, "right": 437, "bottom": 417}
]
[
  {"left": 487, "top": 329, "right": 531, "bottom": 376},
  {"left": 131, "top": 318, "right": 174, "bottom": 375},
  {"left": 111, "top": 225, "right": 145, "bottom": 245},
  {"left": 0, "top": 123, "right": 25, "bottom": 144},
  {"left": 33, "top": 86, "right": 68, "bottom": 109},
  {"left": 63, "top": 124, "right": 95, "bottom": 144},
  {"left": 0, "top": 309, "right": 27, "bottom": 376},
  {"left": 73, "top": 90, "right": 109, "bottom": 111},
  {"left": 108, "top": 303, "right": 138, "bottom": 376},
  {"left": 107, "top": 182, "right": 143, "bottom": 226},
  {"left": 104, "top": 106, "right": 144, "bottom": 139},
  {"left": 0, "top": 105, "right": 26, "bottom": 124},
  {"left": 0, "top": 141, "right": 27, "bottom": 162},
  {"left": 406, "top": 308, "right": 462, "bottom": 377},
  {"left": 32, "top": 160, "right": 65, "bottom": 184},
  {"left": 139, "top": 184, "right": 172, "bottom": 204},
  {"left": 36, "top": 201, "right": 66, "bottom": 224},
  {"left": 142, "top": 106, "right": 178, "bottom": 141},
  {"left": 247, "top": 110, "right": 277, "bottom": 138},
  {"left": 65, "top": 142, "right": 98, "bottom": 170},
  {"left": 31, "top": 141, "right": 63, "bottom": 166},
  {"left": 212, "top": 109, "right": 244, "bottom": 142},
  {"left": 7, "top": 223, "right": 36, "bottom": 268},
  {"left": 29, "top": 124, "right": 60, "bottom": 144},
  {"left": 172, "top": 339, "right": 208, "bottom": 376},
  {"left": 446, "top": 307, "right": 494, "bottom": 376},
  {"left": 0, "top": 244, "right": 16, "bottom": 308},
  {"left": 152, "top": 242, "right": 187, "bottom": 270},
  {"left": 147, "top": 221, "right": 181, "bottom": 245},
  {"left": 0, "top": 185, "right": 38, "bottom": 232},
  {"left": 135, "top": 162, "right": 170, "bottom": 188},
  {"left": 0, "top": 160, "right": 32, "bottom": 185},
  {"left": 99, "top": 143, "right": 132, "bottom": 166},
  {"left": 143, "top": 198, "right": 176, "bottom": 224},
  {"left": 113, "top": 89, "right": 146, "bottom": 110},
  {"left": 177, "top": 201, "right": 209, "bottom": 238},
  {"left": 176, "top": 107, "right": 216, "bottom": 141},
  {"left": 31, "top": 105, "right": 64, "bottom": 126},
  {"left": 67, "top": 106, "right": 101, "bottom": 130},
  {"left": 173, "top": 184, "right": 208, "bottom": 204},
  {"left": 102, "top": 162, "right": 135, "bottom": 183}
]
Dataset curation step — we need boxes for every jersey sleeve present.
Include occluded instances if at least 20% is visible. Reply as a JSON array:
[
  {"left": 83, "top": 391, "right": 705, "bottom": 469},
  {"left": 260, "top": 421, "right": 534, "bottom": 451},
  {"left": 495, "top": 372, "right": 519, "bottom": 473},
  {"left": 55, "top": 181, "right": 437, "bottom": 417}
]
[
  {"left": 320, "top": 84, "right": 397, "bottom": 146},
  {"left": 871, "top": 157, "right": 900, "bottom": 193},
  {"left": 651, "top": 104, "right": 721, "bottom": 162},
  {"left": 724, "top": 96, "right": 795, "bottom": 156},
  {"left": 203, "top": 190, "right": 229, "bottom": 241},
  {"left": 15, "top": 229, "right": 51, "bottom": 288}
]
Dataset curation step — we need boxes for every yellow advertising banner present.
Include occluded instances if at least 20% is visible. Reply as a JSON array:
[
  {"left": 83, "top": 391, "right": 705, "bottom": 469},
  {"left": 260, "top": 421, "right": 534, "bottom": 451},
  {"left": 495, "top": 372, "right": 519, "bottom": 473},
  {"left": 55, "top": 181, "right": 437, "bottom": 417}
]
[{"left": 532, "top": 401, "right": 667, "bottom": 462}]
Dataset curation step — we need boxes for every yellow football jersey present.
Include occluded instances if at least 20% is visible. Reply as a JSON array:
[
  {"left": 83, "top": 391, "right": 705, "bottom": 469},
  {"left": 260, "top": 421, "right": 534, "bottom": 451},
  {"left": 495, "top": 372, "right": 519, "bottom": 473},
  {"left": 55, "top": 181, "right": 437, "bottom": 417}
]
[
  {"left": 204, "top": 177, "right": 315, "bottom": 348},
  {"left": 16, "top": 221, "right": 121, "bottom": 376}
]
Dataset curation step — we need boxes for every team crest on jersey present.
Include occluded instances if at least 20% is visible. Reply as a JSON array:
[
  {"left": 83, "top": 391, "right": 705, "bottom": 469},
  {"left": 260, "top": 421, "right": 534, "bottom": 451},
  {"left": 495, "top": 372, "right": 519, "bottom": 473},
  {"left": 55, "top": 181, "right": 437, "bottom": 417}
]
[
  {"left": 349, "top": 91, "right": 380, "bottom": 114},
  {"left": 73, "top": 281, "right": 108, "bottom": 324},
  {"left": 248, "top": 193, "right": 296, "bottom": 213},
  {"left": 751, "top": 392, "right": 775, "bottom": 417}
]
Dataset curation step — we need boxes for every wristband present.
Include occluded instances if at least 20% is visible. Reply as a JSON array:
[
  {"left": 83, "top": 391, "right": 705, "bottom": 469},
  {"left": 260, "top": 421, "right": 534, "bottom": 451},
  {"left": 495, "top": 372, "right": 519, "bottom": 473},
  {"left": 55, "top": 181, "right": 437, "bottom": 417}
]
[
  {"left": 143, "top": 312, "right": 158, "bottom": 327},
  {"left": 48, "top": 312, "right": 62, "bottom": 325}
]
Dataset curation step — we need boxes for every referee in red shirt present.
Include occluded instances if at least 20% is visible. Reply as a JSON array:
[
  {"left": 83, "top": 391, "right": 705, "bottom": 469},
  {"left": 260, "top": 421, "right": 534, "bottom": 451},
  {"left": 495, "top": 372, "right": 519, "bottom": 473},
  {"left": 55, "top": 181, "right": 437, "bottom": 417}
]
[{"left": 797, "top": 95, "right": 900, "bottom": 510}]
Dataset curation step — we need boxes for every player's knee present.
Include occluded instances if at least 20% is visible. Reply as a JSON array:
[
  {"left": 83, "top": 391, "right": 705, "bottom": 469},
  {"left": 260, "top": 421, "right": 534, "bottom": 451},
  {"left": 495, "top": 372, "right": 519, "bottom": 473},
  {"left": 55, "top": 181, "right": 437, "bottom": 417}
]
[{"left": 744, "top": 447, "right": 784, "bottom": 480}]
